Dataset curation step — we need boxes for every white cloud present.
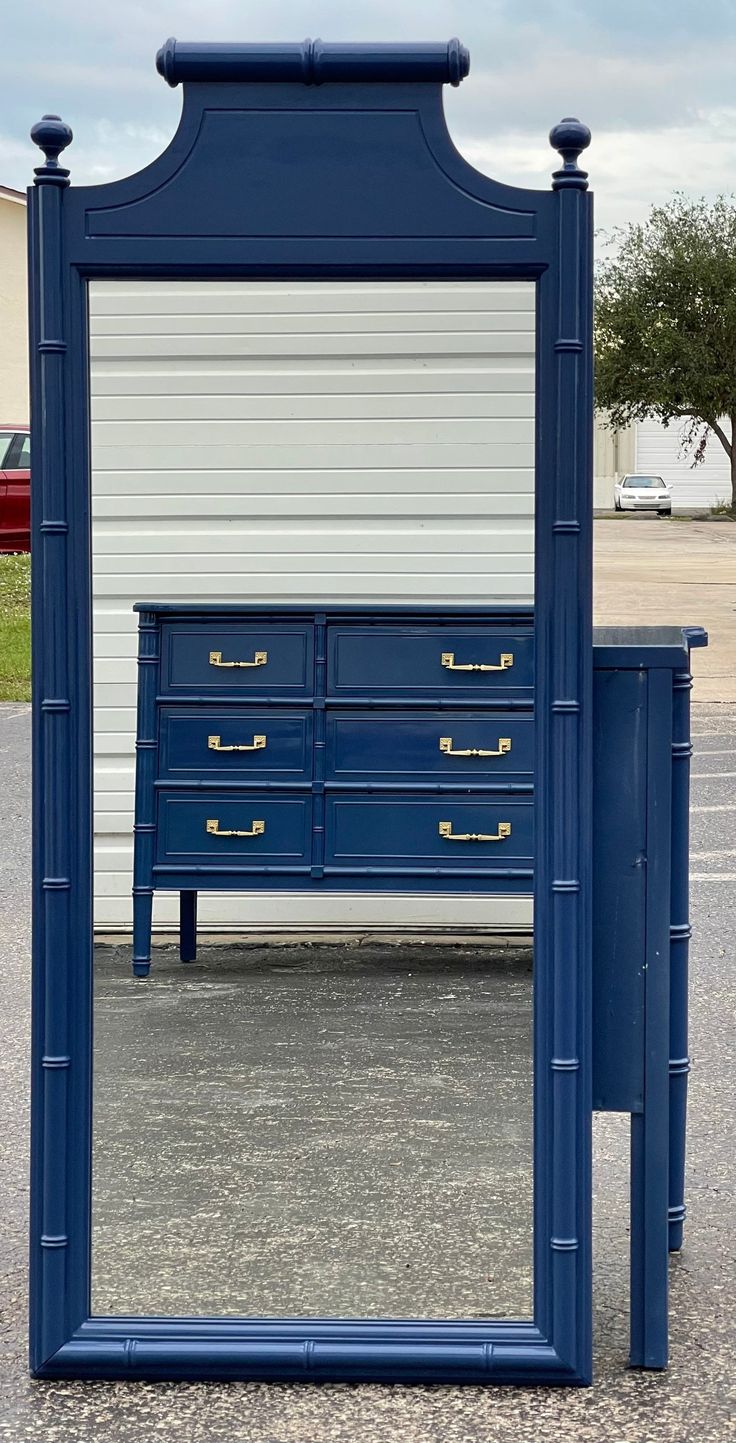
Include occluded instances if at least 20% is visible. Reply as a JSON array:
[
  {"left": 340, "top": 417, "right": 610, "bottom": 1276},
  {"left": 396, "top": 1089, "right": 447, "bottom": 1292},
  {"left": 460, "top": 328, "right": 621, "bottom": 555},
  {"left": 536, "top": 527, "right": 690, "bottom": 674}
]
[{"left": 457, "top": 108, "right": 736, "bottom": 244}]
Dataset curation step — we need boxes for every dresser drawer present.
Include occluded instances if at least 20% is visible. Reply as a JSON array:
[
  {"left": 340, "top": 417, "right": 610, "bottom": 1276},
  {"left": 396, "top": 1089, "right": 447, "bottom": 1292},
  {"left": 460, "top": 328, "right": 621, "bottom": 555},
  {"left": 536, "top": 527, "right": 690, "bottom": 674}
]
[
  {"left": 327, "top": 626, "right": 533, "bottom": 697},
  {"left": 155, "top": 792, "right": 312, "bottom": 865},
  {"left": 324, "top": 796, "right": 533, "bottom": 871},
  {"left": 161, "top": 623, "right": 313, "bottom": 696},
  {"left": 158, "top": 709, "right": 312, "bottom": 780},
  {"left": 326, "top": 711, "right": 533, "bottom": 782}
]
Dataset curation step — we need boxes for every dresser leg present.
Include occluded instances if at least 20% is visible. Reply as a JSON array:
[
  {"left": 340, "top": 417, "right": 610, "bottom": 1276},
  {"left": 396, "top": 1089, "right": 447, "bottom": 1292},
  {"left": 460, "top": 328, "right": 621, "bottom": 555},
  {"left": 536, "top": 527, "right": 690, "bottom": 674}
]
[
  {"left": 180, "top": 890, "right": 197, "bottom": 963},
  {"left": 132, "top": 889, "right": 153, "bottom": 978}
]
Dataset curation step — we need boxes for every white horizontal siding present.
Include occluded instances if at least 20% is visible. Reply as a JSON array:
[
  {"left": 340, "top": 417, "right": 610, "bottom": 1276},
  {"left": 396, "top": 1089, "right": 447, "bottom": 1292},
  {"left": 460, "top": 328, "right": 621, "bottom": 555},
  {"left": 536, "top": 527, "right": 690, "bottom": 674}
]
[
  {"left": 90, "top": 279, "right": 535, "bottom": 930},
  {"left": 90, "top": 280, "right": 533, "bottom": 313},
  {"left": 635, "top": 416, "right": 732, "bottom": 507},
  {"left": 92, "top": 393, "right": 535, "bottom": 420},
  {"left": 91, "top": 359, "right": 534, "bottom": 397}
]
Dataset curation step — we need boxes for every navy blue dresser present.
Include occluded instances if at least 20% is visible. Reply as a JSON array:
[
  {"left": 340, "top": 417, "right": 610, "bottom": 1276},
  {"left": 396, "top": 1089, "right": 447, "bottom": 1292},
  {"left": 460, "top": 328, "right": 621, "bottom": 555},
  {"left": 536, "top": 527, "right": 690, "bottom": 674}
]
[{"left": 132, "top": 604, "right": 535, "bottom": 976}]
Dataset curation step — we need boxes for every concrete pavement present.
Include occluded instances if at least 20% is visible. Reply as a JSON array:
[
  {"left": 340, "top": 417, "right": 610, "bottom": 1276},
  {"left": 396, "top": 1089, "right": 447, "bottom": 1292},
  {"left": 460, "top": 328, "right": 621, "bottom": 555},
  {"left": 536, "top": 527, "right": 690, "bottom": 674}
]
[{"left": 595, "top": 518, "right": 736, "bottom": 703}]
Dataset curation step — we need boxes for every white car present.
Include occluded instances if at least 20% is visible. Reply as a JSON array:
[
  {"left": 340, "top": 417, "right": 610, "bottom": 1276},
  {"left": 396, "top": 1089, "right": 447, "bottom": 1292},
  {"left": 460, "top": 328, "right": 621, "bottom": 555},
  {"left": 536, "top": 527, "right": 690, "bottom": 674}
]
[{"left": 614, "top": 474, "right": 672, "bottom": 515}]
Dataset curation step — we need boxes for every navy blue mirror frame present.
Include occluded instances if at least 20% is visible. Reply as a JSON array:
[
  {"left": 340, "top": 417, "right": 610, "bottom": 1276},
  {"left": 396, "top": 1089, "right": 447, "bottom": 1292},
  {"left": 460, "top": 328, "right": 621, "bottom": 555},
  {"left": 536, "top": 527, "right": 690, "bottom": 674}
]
[{"left": 28, "top": 43, "right": 594, "bottom": 1384}]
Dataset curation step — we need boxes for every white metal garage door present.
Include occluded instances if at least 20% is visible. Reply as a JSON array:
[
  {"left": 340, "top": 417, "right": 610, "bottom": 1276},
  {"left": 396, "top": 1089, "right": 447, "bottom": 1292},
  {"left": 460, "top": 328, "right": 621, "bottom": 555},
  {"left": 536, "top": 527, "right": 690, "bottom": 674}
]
[
  {"left": 89, "top": 279, "right": 536, "bottom": 931},
  {"left": 635, "top": 415, "right": 731, "bottom": 508}
]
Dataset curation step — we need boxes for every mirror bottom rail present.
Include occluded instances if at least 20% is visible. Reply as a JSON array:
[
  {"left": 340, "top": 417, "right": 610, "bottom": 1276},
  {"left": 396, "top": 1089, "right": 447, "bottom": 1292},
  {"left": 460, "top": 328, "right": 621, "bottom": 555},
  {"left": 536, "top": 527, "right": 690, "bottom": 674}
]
[{"left": 39, "top": 1319, "right": 580, "bottom": 1385}]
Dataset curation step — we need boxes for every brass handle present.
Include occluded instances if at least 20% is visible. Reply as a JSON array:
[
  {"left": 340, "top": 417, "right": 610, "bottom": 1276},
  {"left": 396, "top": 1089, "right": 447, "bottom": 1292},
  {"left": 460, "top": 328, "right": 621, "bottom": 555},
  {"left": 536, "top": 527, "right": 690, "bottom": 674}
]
[
  {"left": 441, "top": 651, "right": 513, "bottom": 673},
  {"left": 438, "top": 820, "right": 511, "bottom": 843},
  {"left": 208, "top": 734, "right": 266, "bottom": 753},
  {"left": 206, "top": 818, "right": 265, "bottom": 838},
  {"left": 209, "top": 649, "right": 267, "bottom": 669},
  {"left": 439, "top": 736, "right": 511, "bottom": 758}
]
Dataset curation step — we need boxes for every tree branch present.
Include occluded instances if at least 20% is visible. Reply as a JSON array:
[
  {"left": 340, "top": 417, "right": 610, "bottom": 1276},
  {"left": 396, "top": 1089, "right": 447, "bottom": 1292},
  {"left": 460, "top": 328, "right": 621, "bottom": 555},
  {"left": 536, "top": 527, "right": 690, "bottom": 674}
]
[{"left": 703, "top": 417, "right": 732, "bottom": 458}]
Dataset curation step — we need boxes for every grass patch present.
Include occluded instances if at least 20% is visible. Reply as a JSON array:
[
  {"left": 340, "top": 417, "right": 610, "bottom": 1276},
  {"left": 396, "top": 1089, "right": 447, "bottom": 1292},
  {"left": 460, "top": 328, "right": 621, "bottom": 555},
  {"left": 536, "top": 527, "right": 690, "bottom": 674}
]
[
  {"left": 709, "top": 493, "right": 736, "bottom": 518},
  {"left": 0, "top": 553, "right": 31, "bottom": 701}
]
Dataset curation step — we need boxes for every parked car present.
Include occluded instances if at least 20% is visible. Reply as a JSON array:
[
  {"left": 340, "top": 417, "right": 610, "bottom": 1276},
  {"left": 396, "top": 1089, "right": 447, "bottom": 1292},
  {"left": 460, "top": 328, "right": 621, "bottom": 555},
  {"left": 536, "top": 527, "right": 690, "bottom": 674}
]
[
  {"left": 614, "top": 473, "right": 671, "bottom": 516},
  {"left": 0, "top": 425, "right": 30, "bottom": 551}
]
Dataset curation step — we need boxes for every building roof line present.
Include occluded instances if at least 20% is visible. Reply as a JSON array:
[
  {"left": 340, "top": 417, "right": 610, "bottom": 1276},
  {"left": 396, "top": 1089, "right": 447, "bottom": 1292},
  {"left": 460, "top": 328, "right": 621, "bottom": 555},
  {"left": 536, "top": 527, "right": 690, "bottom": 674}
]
[{"left": 0, "top": 184, "right": 26, "bottom": 204}]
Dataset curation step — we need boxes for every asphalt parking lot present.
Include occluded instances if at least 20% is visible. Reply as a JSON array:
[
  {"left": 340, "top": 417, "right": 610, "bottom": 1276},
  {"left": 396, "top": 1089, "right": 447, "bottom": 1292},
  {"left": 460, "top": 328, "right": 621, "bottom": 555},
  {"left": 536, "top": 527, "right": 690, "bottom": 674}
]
[{"left": 0, "top": 519, "right": 734, "bottom": 1441}]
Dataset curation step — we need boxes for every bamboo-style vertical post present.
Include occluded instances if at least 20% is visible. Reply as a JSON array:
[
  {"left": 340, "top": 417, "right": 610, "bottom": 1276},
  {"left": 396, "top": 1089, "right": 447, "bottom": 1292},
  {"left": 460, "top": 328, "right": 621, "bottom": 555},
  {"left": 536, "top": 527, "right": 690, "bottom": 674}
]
[
  {"left": 132, "top": 610, "right": 160, "bottom": 976},
  {"left": 669, "top": 656, "right": 694, "bottom": 1249},
  {"left": 28, "top": 113, "right": 76, "bottom": 1369},
  {"left": 543, "top": 117, "right": 594, "bottom": 1376}
]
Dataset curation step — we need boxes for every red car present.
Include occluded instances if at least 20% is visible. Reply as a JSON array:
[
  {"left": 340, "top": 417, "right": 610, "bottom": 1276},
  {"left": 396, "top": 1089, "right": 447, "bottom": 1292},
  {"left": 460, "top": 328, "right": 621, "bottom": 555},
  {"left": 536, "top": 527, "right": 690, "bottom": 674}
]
[{"left": 0, "top": 425, "right": 30, "bottom": 551}]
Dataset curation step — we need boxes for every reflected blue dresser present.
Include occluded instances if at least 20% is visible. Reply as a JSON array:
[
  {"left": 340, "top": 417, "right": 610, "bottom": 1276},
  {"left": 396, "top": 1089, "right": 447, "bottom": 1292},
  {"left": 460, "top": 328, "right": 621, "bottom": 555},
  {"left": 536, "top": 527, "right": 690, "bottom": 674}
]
[
  {"left": 132, "top": 604, "right": 535, "bottom": 977},
  {"left": 132, "top": 604, "right": 706, "bottom": 1367}
]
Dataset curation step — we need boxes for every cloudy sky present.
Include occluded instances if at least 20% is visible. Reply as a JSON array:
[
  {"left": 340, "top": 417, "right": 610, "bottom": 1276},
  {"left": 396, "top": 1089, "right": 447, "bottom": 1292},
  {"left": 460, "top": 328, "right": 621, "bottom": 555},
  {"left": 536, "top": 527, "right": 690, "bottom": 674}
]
[{"left": 1, "top": 0, "right": 733, "bottom": 239}]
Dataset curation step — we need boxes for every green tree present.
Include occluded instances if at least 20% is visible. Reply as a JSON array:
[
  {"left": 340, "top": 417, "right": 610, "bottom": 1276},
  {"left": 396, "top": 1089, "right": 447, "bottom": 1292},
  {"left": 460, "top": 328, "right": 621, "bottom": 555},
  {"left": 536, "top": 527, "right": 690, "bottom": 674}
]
[{"left": 595, "top": 195, "right": 736, "bottom": 506}]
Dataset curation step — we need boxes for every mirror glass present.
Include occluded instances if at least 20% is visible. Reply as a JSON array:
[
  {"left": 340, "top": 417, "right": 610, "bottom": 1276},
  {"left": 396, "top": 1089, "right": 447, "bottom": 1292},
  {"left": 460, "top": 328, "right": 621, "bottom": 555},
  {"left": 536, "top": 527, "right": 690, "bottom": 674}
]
[{"left": 90, "top": 279, "right": 535, "bottom": 1319}]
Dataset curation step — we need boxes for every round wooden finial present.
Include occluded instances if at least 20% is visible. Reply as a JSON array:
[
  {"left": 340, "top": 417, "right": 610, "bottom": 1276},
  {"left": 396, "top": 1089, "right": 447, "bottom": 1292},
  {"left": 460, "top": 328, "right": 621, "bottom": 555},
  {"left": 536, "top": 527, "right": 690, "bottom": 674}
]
[
  {"left": 31, "top": 114, "right": 73, "bottom": 182},
  {"left": 549, "top": 116, "right": 591, "bottom": 190}
]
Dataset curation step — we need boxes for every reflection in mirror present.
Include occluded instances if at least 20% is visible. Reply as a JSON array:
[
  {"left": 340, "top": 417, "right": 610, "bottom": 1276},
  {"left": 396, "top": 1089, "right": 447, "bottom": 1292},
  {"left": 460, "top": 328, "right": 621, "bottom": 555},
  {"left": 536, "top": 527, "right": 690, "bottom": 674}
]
[
  {"left": 90, "top": 280, "right": 535, "bottom": 1319},
  {"left": 93, "top": 944, "right": 532, "bottom": 1317}
]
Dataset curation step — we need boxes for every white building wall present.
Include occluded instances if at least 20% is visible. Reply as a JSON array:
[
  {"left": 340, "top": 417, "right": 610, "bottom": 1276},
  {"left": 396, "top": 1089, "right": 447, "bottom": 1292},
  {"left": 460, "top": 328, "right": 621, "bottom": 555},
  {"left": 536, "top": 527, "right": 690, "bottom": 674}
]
[
  {"left": 593, "top": 414, "right": 635, "bottom": 508},
  {"left": 635, "top": 416, "right": 731, "bottom": 508},
  {"left": 89, "top": 279, "right": 536, "bottom": 931}
]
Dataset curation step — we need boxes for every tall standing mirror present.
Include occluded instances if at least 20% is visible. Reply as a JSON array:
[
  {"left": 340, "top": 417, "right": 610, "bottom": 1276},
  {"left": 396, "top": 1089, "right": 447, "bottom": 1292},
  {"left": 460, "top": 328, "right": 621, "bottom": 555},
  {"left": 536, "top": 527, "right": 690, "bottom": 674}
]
[{"left": 29, "top": 39, "right": 593, "bottom": 1383}]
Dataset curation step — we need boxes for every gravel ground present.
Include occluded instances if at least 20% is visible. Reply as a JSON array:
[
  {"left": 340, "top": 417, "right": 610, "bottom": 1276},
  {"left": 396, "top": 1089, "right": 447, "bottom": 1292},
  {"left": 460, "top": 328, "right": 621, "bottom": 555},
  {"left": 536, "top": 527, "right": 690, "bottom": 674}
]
[{"left": 0, "top": 696, "right": 734, "bottom": 1441}]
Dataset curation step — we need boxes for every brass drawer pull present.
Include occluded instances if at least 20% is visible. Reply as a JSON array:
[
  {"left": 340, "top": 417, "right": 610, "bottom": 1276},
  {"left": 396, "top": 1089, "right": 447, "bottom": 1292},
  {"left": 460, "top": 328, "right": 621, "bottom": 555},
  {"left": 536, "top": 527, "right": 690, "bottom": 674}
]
[
  {"left": 208, "top": 734, "right": 266, "bottom": 753},
  {"left": 439, "top": 736, "right": 511, "bottom": 758},
  {"left": 441, "top": 651, "right": 513, "bottom": 673},
  {"left": 206, "top": 818, "right": 265, "bottom": 838},
  {"left": 209, "top": 649, "right": 267, "bottom": 669},
  {"left": 438, "top": 820, "right": 511, "bottom": 843}
]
